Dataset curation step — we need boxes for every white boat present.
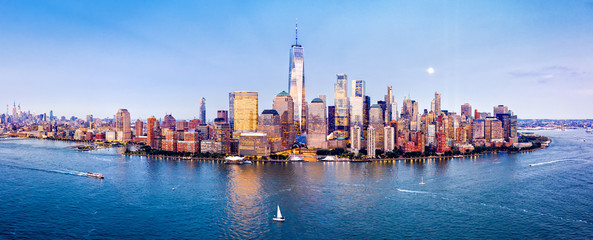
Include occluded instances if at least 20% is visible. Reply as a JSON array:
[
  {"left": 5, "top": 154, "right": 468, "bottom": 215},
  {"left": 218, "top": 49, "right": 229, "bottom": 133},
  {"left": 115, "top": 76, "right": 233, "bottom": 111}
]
[
  {"left": 86, "top": 172, "right": 104, "bottom": 179},
  {"left": 224, "top": 156, "right": 246, "bottom": 164},
  {"left": 273, "top": 205, "right": 285, "bottom": 222},
  {"left": 243, "top": 160, "right": 252, "bottom": 164},
  {"left": 419, "top": 177, "right": 425, "bottom": 185}
]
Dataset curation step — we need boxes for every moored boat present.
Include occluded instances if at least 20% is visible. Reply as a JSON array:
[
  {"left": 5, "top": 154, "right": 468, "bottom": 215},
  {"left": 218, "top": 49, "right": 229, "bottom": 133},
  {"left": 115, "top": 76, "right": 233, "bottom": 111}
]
[{"left": 225, "top": 156, "right": 246, "bottom": 164}]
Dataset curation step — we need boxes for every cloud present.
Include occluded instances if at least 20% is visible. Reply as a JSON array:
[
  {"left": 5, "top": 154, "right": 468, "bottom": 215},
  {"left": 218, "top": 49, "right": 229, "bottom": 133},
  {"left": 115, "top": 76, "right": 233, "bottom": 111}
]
[
  {"left": 574, "top": 89, "right": 593, "bottom": 96},
  {"left": 508, "top": 65, "right": 586, "bottom": 84}
]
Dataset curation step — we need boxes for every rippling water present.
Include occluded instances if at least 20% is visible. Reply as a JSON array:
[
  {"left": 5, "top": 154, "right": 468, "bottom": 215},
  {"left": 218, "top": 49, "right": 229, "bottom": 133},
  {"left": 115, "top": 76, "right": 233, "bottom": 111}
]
[{"left": 1, "top": 130, "right": 592, "bottom": 239}]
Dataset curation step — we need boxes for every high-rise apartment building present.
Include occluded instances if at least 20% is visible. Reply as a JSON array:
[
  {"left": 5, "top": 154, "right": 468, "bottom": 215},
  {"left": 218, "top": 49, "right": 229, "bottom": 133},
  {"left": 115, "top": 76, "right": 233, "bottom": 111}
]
[
  {"left": 273, "top": 91, "right": 295, "bottom": 150},
  {"left": 135, "top": 119, "right": 143, "bottom": 137},
  {"left": 307, "top": 98, "right": 327, "bottom": 149},
  {"left": 147, "top": 116, "right": 157, "bottom": 148},
  {"left": 334, "top": 74, "right": 349, "bottom": 139},
  {"left": 229, "top": 92, "right": 235, "bottom": 130},
  {"left": 232, "top": 91, "right": 258, "bottom": 133},
  {"left": 367, "top": 126, "right": 376, "bottom": 158},
  {"left": 350, "top": 79, "right": 365, "bottom": 129},
  {"left": 200, "top": 97, "right": 206, "bottom": 124},
  {"left": 257, "top": 109, "right": 283, "bottom": 153},
  {"left": 434, "top": 92, "right": 441, "bottom": 115},
  {"left": 351, "top": 125, "right": 361, "bottom": 154},
  {"left": 115, "top": 109, "right": 131, "bottom": 142},
  {"left": 384, "top": 86, "right": 394, "bottom": 123},
  {"left": 370, "top": 104, "right": 384, "bottom": 151},
  {"left": 288, "top": 21, "right": 306, "bottom": 133},
  {"left": 384, "top": 126, "right": 395, "bottom": 152}
]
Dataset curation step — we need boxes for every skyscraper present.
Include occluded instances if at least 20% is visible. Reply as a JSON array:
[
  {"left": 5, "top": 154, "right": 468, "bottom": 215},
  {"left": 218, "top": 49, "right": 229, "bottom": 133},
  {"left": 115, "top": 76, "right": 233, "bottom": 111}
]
[
  {"left": 232, "top": 91, "right": 258, "bottom": 133},
  {"left": 200, "top": 97, "right": 206, "bottom": 124},
  {"left": 493, "top": 105, "right": 509, "bottom": 115},
  {"left": 229, "top": 92, "right": 235, "bottom": 130},
  {"left": 435, "top": 92, "right": 441, "bottom": 115},
  {"left": 334, "top": 74, "right": 349, "bottom": 139},
  {"left": 273, "top": 91, "right": 295, "bottom": 150},
  {"left": 147, "top": 116, "right": 157, "bottom": 148},
  {"left": 370, "top": 104, "right": 384, "bottom": 151},
  {"left": 350, "top": 79, "right": 365, "bottom": 128},
  {"left": 385, "top": 86, "right": 395, "bottom": 123},
  {"left": 307, "top": 98, "right": 327, "bottom": 149},
  {"left": 135, "top": 119, "right": 143, "bottom": 137},
  {"left": 288, "top": 20, "right": 306, "bottom": 134},
  {"left": 116, "top": 109, "right": 131, "bottom": 142}
]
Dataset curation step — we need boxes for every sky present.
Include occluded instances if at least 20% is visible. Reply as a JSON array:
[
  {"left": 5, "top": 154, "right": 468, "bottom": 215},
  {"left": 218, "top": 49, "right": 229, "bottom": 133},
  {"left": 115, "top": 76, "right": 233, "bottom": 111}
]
[{"left": 1, "top": 0, "right": 592, "bottom": 120}]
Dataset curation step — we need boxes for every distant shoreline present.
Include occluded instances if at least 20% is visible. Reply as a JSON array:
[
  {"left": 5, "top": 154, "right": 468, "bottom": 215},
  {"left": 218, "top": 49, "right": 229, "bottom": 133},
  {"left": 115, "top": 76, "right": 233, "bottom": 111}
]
[{"left": 5, "top": 135, "right": 549, "bottom": 163}]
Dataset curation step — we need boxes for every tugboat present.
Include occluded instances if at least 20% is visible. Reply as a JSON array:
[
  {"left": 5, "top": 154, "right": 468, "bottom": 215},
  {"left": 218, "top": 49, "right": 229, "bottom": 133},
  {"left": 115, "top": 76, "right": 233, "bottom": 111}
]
[{"left": 86, "top": 172, "right": 104, "bottom": 179}]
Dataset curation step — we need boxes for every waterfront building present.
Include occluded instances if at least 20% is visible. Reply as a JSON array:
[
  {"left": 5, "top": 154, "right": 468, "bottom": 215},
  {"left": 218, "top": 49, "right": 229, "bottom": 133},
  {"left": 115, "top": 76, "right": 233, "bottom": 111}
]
[
  {"left": 369, "top": 104, "right": 384, "bottom": 150},
  {"left": 162, "top": 128, "right": 178, "bottom": 152},
  {"left": 350, "top": 80, "right": 365, "bottom": 129},
  {"left": 257, "top": 109, "right": 283, "bottom": 153},
  {"left": 116, "top": 109, "right": 131, "bottom": 142},
  {"left": 177, "top": 130, "right": 200, "bottom": 153},
  {"left": 232, "top": 91, "right": 258, "bottom": 133},
  {"left": 106, "top": 131, "right": 116, "bottom": 141},
  {"left": 200, "top": 97, "right": 206, "bottom": 124},
  {"left": 288, "top": 22, "right": 306, "bottom": 134},
  {"left": 135, "top": 119, "right": 143, "bottom": 137},
  {"left": 273, "top": 91, "right": 295, "bottom": 150},
  {"left": 334, "top": 74, "right": 349, "bottom": 139},
  {"left": 214, "top": 118, "right": 232, "bottom": 154},
  {"left": 367, "top": 126, "right": 376, "bottom": 158},
  {"left": 384, "top": 126, "right": 395, "bottom": 152},
  {"left": 491, "top": 119, "right": 504, "bottom": 142},
  {"left": 307, "top": 98, "right": 327, "bottom": 149},
  {"left": 217, "top": 110, "right": 229, "bottom": 123},
  {"left": 201, "top": 140, "right": 223, "bottom": 153},
  {"left": 363, "top": 95, "right": 370, "bottom": 137},
  {"left": 351, "top": 125, "right": 361, "bottom": 154},
  {"left": 239, "top": 132, "right": 270, "bottom": 157},
  {"left": 147, "top": 116, "right": 157, "bottom": 148},
  {"left": 472, "top": 119, "right": 485, "bottom": 141}
]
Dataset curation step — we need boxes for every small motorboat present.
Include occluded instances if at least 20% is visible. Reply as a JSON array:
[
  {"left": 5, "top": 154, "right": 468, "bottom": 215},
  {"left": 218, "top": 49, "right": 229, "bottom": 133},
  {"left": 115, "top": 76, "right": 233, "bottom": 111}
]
[
  {"left": 419, "top": 177, "right": 425, "bottom": 185},
  {"left": 86, "top": 172, "right": 104, "bottom": 179},
  {"left": 273, "top": 205, "right": 285, "bottom": 222}
]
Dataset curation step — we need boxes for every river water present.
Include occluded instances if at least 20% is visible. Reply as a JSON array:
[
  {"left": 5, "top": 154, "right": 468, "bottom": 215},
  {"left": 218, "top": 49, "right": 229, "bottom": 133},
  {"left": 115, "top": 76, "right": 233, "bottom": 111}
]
[{"left": 0, "top": 130, "right": 592, "bottom": 239}]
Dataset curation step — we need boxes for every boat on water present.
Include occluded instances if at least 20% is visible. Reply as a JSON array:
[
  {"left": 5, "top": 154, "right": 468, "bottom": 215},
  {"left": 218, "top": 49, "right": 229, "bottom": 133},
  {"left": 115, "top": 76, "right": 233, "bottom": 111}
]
[
  {"left": 243, "top": 160, "right": 252, "bottom": 164},
  {"left": 419, "top": 177, "right": 425, "bottom": 185},
  {"left": 86, "top": 172, "right": 104, "bottom": 179},
  {"left": 273, "top": 205, "right": 285, "bottom": 222},
  {"left": 224, "top": 156, "right": 248, "bottom": 164}
]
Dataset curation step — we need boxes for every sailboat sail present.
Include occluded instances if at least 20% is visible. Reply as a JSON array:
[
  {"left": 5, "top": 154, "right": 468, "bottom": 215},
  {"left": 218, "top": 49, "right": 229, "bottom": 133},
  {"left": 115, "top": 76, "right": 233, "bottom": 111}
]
[{"left": 276, "top": 205, "right": 283, "bottom": 219}]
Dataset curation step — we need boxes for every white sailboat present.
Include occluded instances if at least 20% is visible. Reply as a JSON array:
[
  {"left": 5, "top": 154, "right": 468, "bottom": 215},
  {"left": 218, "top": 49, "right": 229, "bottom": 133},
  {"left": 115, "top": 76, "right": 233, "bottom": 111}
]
[
  {"left": 273, "top": 205, "right": 285, "bottom": 222},
  {"left": 419, "top": 177, "right": 425, "bottom": 185}
]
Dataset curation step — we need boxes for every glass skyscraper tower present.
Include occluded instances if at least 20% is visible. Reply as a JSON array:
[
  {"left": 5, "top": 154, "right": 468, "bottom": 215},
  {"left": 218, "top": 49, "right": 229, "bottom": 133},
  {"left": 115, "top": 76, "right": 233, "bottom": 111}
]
[{"left": 288, "top": 20, "right": 306, "bottom": 134}]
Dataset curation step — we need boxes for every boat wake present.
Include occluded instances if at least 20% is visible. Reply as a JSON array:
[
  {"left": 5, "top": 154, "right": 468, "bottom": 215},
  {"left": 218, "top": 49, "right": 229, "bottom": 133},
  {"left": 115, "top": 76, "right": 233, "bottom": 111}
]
[
  {"left": 396, "top": 188, "right": 429, "bottom": 194},
  {"left": 0, "top": 163, "right": 87, "bottom": 177},
  {"left": 528, "top": 160, "right": 568, "bottom": 167}
]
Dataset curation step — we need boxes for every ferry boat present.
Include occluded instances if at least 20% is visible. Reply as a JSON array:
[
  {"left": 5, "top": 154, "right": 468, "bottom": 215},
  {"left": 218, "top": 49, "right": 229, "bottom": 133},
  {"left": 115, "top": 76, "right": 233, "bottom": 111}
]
[
  {"left": 224, "top": 156, "right": 246, "bottom": 164},
  {"left": 86, "top": 172, "right": 104, "bottom": 179}
]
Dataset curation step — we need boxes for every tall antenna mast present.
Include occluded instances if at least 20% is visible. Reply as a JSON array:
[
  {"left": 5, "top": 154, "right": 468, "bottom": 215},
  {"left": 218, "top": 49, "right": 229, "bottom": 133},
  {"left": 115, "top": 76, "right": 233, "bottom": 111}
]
[{"left": 295, "top": 18, "right": 298, "bottom": 45}]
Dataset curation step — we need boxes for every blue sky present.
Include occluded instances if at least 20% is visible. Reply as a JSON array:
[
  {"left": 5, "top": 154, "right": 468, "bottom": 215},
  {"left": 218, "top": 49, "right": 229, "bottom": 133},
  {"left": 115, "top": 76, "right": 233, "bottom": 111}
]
[{"left": 1, "top": 0, "right": 592, "bottom": 120}]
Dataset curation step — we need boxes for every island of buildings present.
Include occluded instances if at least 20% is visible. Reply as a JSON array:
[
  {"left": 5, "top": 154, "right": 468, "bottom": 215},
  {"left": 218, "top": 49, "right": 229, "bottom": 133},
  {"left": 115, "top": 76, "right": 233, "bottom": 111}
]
[{"left": 0, "top": 23, "right": 566, "bottom": 160}]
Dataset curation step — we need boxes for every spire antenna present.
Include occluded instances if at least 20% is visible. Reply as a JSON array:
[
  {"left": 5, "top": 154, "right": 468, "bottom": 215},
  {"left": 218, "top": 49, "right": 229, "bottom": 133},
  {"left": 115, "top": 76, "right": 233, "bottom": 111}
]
[{"left": 295, "top": 18, "right": 298, "bottom": 45}]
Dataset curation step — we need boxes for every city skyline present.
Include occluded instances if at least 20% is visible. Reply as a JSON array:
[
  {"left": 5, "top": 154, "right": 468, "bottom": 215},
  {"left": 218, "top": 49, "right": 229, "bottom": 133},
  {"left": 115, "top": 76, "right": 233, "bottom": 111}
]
[{"left": 1, "top": 1, "right": 593, "bottom": 119}]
